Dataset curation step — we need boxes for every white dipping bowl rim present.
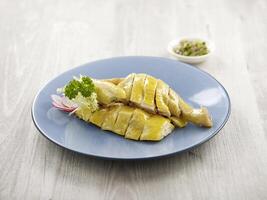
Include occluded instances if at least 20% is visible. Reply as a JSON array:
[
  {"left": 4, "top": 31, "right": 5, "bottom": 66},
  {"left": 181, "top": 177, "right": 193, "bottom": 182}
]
[{"left": 167, "top": 37, "right": 215, "bottom": 64}]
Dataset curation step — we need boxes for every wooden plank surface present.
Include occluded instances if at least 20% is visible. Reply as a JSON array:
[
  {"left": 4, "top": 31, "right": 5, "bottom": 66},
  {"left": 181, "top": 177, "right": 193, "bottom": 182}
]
[{"left": 1, "top": 0, "right": 267, "bottom": 199}]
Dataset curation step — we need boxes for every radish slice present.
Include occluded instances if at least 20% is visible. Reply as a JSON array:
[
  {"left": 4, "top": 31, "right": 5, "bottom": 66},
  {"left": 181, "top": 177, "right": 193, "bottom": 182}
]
[
  {"left": 52, "top": 102, "right": 67, "bottom": 109},
  {"left": 51, "top": 101, "right": 64, "bottom": 108},
  {"left": 69, "top": 107, "right": 79, "bottom": 115},
  {"left": 51, "top": 94, "right": 78, "bottom": 112},
  {"left": 51, "top": 95, "right": 64, "bottom": 106},
  {"left": 62, "top": 97, "right": 78, "bottom": 108},
  {"left": 51, "top": 100, "right": 68, "bottom": 109},
  {"left": 52, "top": 102, "right": 75, "bottom": 112}
]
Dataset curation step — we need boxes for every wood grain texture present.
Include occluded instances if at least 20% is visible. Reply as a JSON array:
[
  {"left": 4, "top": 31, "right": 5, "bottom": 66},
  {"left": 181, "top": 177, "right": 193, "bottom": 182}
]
[{"left": 1, "top": 0, "right": 267, "bottom": 199}]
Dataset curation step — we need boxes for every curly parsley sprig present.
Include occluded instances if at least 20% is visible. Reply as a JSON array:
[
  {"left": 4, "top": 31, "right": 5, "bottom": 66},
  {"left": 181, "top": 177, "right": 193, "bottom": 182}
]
[{"left": 64, "top": 76, "right": 95, "bottom": 99}]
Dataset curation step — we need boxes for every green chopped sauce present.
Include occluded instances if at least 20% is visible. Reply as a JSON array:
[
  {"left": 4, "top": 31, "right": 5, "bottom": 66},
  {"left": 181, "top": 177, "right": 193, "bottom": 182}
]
[{"left": 174, "top": 39, "right": 209, "bottom": 56}]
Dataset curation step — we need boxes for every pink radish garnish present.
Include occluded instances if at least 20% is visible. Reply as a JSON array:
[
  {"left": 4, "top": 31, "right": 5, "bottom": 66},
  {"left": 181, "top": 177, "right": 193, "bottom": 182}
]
[
  {"left": 51, "top": 95, "right": 64, "bottom": 106},
  {"left": 52, "top": 102, "right": 75, "bottom": 112},
  {"left": 51, "top": 95, "right": 78, "bottom": 112},
  {"left": 62, "top": 96, "right": 78, "bottom": 108},
  {"left": 69, "top": 107, "right": 79, "bottom": 115}
]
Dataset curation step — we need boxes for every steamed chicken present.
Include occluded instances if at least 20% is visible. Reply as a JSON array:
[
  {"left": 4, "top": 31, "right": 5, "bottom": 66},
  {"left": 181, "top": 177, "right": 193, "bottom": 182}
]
[{"left": 52, "top": 73, "right": 212, "bottom": 141}]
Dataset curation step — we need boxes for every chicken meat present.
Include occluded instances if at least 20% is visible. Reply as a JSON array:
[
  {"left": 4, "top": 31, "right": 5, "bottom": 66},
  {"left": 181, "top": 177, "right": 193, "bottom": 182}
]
[{"left": 93, "top": 73, "right": 212, "bottom": 127}]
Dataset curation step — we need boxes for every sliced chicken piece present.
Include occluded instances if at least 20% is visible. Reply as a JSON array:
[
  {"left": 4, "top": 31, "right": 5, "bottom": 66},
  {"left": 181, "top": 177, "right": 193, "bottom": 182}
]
[
  {"left": 113, "top": 106, "right": 135, "bottom": 135},
  {"left": 155, "top": 80, "right": 171, "bottom": 117},
  {"left": 117, "top": 73, "right": 135, "bottom": 101},
  {"left": 130, "top": 74, "right": 146, "bottom": 105},
  {"left": 141, "top": 75, "right": 157, "bottom": 112},
  {"left": 93, "top": 80, "right": 126, "bottom": 105},
  {"left": 75, "top": 107, "right": 92, "bottom": 121},
  {"left": 102, "top": 78, "right": 124, "bottom": 85},
  {"left": 168, "top": 88, "right": 181, "bottom": 117},
  {"left": 170, "top": 116, "right": 187, "bottom": 128},
  {"left": 101, "top": 106, "right": 121, "bottom": 131},
  {"left": 178, "top": 97, "right": 212, "bottom": 127},
  {"left": 125, "top": 108, "right": 149, "bottom": 140},
  {"left": 140, "top": 115, "right": 175, "bottom": 141},
  {"left": 89, "top": 108, "right": 108, "bottom": 127}
]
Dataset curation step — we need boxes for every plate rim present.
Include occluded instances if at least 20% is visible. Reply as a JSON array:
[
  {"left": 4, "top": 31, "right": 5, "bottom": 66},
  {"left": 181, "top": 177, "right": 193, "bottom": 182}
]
[{"left": 31, "top": 56, "right": 231, "bottom": 160}]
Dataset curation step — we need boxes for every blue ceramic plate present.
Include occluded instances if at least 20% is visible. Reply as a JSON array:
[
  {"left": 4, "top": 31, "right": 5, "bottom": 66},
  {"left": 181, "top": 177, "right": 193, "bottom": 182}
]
[{"left": 32, "top": 56, "right": 230, "bottom": 160}]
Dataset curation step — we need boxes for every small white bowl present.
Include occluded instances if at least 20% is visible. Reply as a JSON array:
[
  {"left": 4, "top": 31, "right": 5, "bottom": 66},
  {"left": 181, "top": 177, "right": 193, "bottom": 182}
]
[{"left": 167, "top": 37, "right": 214, "bottom": 64}]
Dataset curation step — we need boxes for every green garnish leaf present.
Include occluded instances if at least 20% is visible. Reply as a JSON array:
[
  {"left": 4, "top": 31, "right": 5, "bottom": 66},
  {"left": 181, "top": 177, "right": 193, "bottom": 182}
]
[{"left": 64, "top": 76, "right": 95, "bottom": 99}]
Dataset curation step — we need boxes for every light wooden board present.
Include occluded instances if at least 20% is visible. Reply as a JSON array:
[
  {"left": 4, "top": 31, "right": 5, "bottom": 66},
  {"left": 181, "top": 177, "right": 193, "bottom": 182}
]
[{"left": 1, "top": 0, "right": 267, "bottom": 199}]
